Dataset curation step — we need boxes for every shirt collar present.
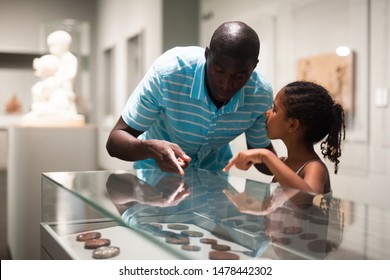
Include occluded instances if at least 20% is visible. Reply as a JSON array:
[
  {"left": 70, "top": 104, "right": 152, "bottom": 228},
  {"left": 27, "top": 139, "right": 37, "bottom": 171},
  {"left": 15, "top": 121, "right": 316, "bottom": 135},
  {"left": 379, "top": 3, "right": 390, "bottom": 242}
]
[{"left": 221, "top": 87, "right": 244, "bottom": 114}]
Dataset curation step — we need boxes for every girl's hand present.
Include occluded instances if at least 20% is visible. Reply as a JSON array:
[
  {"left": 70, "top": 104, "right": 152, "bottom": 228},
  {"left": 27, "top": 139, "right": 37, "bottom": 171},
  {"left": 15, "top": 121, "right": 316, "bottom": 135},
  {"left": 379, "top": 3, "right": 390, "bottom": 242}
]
[{"left": 223, "top": 149, "right": 267, "bottom": 172}]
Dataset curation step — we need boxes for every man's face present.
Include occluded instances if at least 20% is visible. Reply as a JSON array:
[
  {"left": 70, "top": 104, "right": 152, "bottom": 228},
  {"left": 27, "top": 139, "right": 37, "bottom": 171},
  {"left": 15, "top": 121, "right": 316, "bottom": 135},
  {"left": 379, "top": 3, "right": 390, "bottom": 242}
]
[{"left": 205, "top": 47, "right": 257, "bottom": 104}]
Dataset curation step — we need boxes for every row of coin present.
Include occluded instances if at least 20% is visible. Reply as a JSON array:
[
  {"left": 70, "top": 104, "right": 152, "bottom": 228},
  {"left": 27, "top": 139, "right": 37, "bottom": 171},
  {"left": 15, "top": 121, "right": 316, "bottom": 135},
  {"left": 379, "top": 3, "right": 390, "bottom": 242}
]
[{"left": 76, "top": 231, "right": 120, "bottom": 259}]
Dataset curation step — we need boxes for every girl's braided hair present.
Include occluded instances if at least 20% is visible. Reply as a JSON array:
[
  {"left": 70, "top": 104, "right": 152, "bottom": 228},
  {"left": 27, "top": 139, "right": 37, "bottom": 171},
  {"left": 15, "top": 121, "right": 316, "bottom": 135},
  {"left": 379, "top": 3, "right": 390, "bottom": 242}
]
[{"left": 283, "top": 81, "right": 346, "bottom": 173}]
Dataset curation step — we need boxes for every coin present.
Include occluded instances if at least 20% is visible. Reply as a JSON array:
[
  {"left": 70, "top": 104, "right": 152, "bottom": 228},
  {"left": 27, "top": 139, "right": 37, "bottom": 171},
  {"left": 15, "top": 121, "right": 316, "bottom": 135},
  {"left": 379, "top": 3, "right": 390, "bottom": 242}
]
[
  {"left": 209, "top": 250, "right": 240, "bottom": 260},
  {"left": 211, "top": 244, "right": 231, "bottom": 251},
  {"left": 272, "top": 237, "right": 291, "bottom": 245},
  {"left": 152, "top": 230, "right": 178, "bottom": 238},
  {"left": 199, "top": 238, "right": 218, "bottom": 245},
  {"left": 167, "top": 224, "right": 189, "bottom": 230},
  {"left": 307, "top": 239, "right": 334, "bottom": 253},
  {"left": 140, "top": 223, "right": 163, "bottom": 232},
  {"left": 309, "top": 217, "right": 329, "bottom": 225},
  {"left": 84, "top": 238, "right": 111, "bottom": 249},
  {"left": 165, "top": 236, "right": 190, "bottom": 245},
  {"left": 181, "top": 230, "right": 204, "bottom": 237},
  {"left": 76, "top": 231, "right": 101, "bottom": 242},
  {"left": 299, "top": 233, "right": 318, "bottom": 240},
  {"left": 92, "top": 246, "right": 120, "bottom": 259},
  {"left": 282, "top": 226, "right": 303, "bottom": 234},
  {"left": 181, "top": 245, "right": 201, "bottom": 252}
]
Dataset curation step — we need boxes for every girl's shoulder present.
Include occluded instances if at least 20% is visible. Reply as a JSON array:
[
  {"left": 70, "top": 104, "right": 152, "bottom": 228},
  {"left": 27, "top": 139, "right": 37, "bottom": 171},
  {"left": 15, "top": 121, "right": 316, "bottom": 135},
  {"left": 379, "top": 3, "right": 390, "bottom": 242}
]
[
  {"left": 297, "top": 159, "right": 327, "bottom": 175},
  {"left": 299, "top": 159, "right": 331, "bottom": 194}
]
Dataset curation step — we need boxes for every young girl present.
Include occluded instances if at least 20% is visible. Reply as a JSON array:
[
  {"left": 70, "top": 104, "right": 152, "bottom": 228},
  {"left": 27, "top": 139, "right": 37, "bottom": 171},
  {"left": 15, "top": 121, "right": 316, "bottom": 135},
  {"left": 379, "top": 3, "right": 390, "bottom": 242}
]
[{"left": 224, "top": 81, "right": 345, "bottom": 194}]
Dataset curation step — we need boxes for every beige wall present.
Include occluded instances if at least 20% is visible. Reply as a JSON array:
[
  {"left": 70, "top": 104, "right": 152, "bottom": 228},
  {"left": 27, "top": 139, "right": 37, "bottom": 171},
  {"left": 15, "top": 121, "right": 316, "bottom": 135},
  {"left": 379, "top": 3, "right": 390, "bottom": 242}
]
[{"left": 95, "top": 0, "right": 163, "bottom": 170}]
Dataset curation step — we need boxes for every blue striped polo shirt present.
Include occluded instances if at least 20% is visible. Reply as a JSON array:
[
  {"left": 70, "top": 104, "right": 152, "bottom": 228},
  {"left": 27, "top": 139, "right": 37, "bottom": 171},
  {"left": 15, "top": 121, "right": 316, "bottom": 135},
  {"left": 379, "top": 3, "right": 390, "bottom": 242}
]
[{"left": 122, "top": 46, "right": 273, "bottom": 171}]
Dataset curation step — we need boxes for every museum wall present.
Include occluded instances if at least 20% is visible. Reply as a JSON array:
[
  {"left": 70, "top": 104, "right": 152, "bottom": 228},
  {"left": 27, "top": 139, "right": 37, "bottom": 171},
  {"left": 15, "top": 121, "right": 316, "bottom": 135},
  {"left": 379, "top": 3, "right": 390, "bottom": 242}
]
[{"left": 95, "top": 0, "right": 163, "bottom": 170}]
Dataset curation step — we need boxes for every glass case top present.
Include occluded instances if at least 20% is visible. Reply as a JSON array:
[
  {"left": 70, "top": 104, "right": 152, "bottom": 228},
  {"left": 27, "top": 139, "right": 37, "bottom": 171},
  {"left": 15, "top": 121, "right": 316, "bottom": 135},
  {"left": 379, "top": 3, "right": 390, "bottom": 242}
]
[{"left": 42, "top": 168, "right": 390, "bottom": 260}]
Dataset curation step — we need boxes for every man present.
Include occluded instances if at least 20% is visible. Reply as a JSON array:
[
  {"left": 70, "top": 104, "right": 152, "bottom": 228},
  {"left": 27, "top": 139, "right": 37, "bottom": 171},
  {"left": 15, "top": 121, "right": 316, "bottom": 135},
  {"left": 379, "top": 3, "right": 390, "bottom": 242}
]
[{"left": 106, "top": 21, "right": 275, "bottom": 176}]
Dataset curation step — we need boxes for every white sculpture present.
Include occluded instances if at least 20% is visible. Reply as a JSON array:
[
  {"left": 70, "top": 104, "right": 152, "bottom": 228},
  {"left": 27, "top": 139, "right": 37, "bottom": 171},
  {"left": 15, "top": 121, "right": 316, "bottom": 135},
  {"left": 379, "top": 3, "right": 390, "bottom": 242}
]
[{"left": 23, "top": 30, "right": 85, "bottom": 126}]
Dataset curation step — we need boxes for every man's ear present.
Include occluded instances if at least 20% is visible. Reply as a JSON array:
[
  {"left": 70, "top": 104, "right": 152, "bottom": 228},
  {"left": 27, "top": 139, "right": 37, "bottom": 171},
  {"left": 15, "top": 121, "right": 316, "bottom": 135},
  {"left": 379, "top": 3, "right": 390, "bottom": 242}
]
[
  {"left": 288, "top": 118, "right": 300, "bottom": 132},
  {"left": 253, "top": 58, "right": 259, "bottom": 70},
  {"left": 205, "top": 46, "right": 210, "bottom": 59}
]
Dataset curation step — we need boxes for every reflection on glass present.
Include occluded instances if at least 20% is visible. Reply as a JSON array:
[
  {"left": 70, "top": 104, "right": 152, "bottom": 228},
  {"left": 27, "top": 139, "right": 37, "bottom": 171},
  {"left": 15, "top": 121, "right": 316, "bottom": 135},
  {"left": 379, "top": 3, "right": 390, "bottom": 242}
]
[
  {"left": 106, "top": 171, "right": 191, "bottom": 214},
  {"left": 106, "top": 168, "right": 271, "bottom": 258},
  {"left": 224, "top": 185, "right": 344, "bottom": 259},
  {"left": 105, "top": 168, "right": 344, "bottom": 259}
]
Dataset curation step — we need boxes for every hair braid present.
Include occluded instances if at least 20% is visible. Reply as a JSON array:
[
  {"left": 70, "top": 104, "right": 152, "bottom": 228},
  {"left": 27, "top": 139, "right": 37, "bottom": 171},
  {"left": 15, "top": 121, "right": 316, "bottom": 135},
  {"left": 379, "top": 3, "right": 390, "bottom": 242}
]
[{"left": 320, "top": 103, "right": 346, "bottom": 174}]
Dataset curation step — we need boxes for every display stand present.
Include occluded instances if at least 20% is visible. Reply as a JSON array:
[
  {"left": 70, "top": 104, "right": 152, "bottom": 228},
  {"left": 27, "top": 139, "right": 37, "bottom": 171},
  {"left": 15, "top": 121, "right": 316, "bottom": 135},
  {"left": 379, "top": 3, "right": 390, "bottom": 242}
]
[{"left": 7, "top": 124, "right": 97, "bottom": 259}]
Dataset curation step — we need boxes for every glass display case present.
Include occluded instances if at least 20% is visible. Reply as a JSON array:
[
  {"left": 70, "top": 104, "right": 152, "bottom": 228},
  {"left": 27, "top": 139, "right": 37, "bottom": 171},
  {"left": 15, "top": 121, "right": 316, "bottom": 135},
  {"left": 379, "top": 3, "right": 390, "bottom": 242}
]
[{"left": 41, "top": 168, "right": 390, "bottom": 260}]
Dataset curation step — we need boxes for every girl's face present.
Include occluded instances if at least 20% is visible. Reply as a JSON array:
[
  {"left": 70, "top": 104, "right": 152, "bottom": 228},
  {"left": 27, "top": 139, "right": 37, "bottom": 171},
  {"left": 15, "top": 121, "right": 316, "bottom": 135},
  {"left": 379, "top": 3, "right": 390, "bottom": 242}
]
[{"left": 265, "top": 88, "right": 290, "bottom": 139}]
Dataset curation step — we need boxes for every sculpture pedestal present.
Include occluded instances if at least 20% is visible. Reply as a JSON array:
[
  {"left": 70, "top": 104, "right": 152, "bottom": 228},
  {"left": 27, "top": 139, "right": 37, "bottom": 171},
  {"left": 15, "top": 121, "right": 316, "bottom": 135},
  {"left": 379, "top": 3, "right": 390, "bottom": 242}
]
[
  {"left": 7, "top": 124, "right": 97, "bottom": 259},
  {"left": 20, "top": 112, "right": 85, "bottom": 127}
]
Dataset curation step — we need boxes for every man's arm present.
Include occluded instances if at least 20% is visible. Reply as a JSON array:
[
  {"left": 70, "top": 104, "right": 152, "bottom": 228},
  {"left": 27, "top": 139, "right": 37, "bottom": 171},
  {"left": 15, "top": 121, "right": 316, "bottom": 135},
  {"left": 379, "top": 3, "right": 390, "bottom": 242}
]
[
  {"left": 106, "top": 116, "right": 147, "bottom": 161},
  {"left": 106, "top": 116, "right": 191, "bottom": 175},
  {"left": 247, "top": 143, "right": 276, "bottom": 175}
]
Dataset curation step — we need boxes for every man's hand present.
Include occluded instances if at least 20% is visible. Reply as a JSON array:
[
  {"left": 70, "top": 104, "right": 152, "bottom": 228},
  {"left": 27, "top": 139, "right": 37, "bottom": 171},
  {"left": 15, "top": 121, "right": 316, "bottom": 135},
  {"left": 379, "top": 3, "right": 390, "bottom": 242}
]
[
  {"left": 106, "top": 117, "right": 191, "bottom": 176},
  {"left": 145, "top": 139, "right": 191, "bottom": 176}
]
